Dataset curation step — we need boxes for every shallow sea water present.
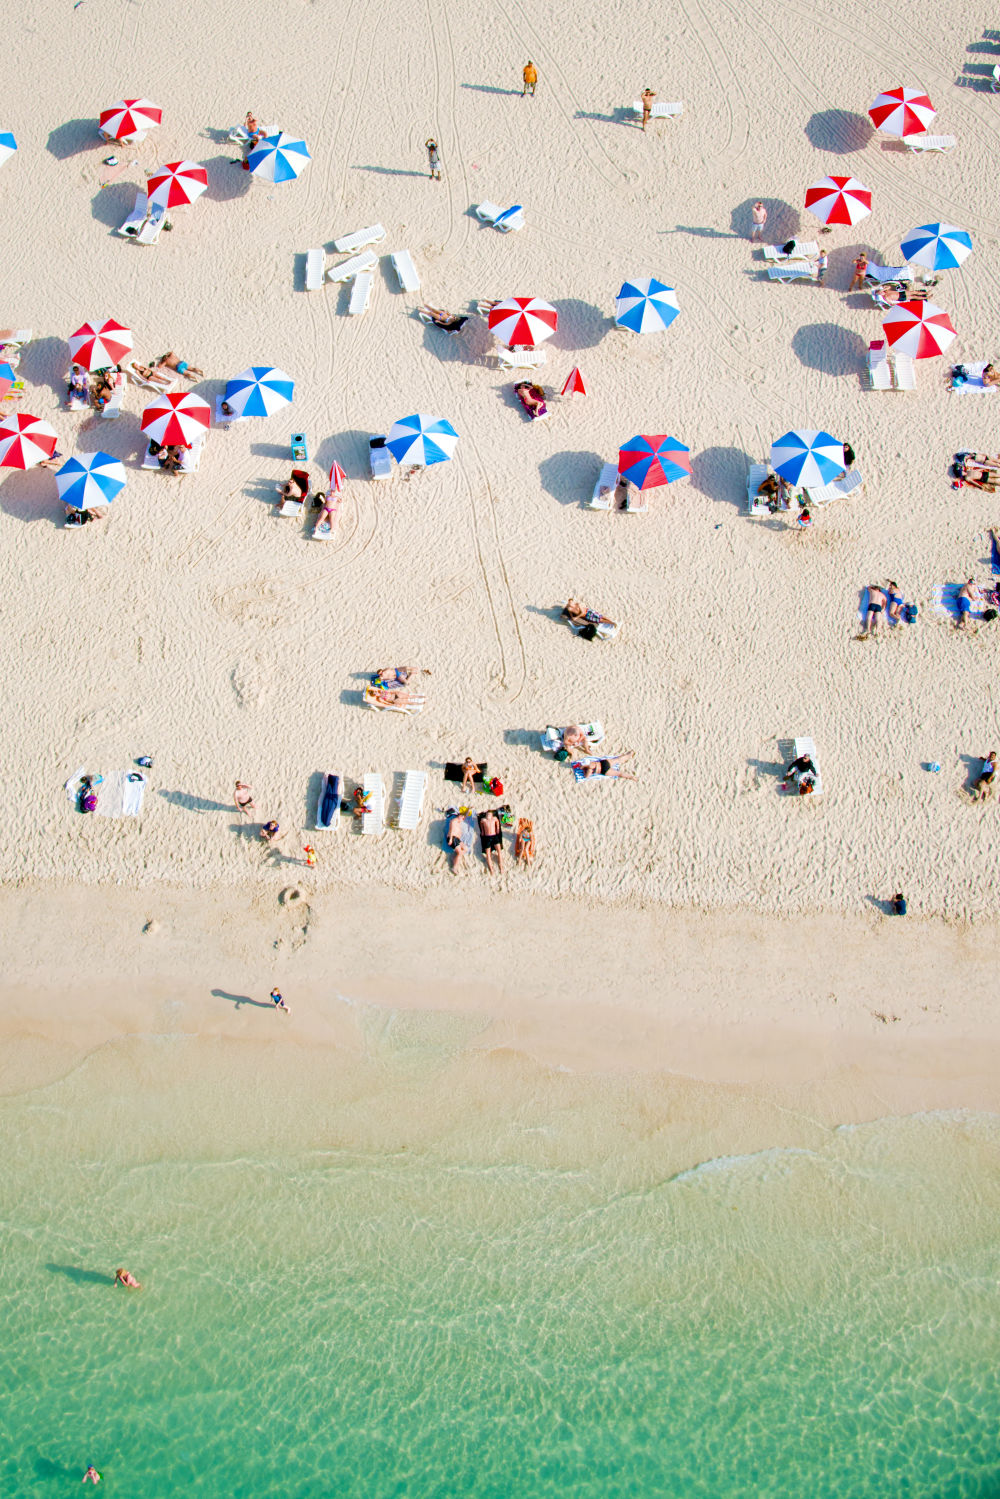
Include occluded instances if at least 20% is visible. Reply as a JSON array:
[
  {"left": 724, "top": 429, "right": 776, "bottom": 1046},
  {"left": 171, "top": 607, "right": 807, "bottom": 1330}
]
[{"left": 1, "top": 1031, "right": 998, "bottom": 1497}]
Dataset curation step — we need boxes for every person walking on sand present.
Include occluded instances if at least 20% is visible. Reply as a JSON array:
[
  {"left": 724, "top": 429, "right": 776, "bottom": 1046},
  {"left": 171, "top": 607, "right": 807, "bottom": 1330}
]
[
  {"left": 270, "top": 988, "right": 291, "bottom": 1015},
  {"left": 522, "top": 61, "right": 537, "bottom": 96},
  {"left": 750, "top": 201, "right": 767, "bottom": 243},
  {"left": 234, "top": 781, "right": 255, "bottom": 817},
  {"left": 849, "top": 252, "right": 868, "bottom": 292},
  {"left": 425, "top": 139, "right": 442, "bottom": 181},
  {"left": 640, "top": 88, "right": 656, "bottom": 131}
]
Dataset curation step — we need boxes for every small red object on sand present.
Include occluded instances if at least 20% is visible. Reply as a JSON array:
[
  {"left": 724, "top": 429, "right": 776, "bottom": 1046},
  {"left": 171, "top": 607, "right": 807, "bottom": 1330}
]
[{"left": 561, "top": 366, "right": 586, "bottom": 397}]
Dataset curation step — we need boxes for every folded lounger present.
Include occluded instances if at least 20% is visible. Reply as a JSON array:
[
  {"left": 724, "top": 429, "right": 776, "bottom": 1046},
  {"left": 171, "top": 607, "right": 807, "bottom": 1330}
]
[
  {"left": 630, "top": 100, "right": 684, "bottom": 119},
  {"left": 588, "top": 460, "right": 618, "bottom": 510},
  {"left": 361, "top": 773, "right": 384, "bottom": 835},
  {"left": 390, "top": 250, "right": 420, "bottom": 293},
  {"left": 333, "top": 223, "right": 386, "bottom": 253},
  {"left": 396, "top": 771, "right": 428, "bottom": 830},
  {"left": 348, "top": 271, "right": 373, "bottom": 316},
  {"left": 136, "top": 206, "right": 166, "bottom": 245},
  {"left": 305, "top": 248, "right": 325, "bottom": 291},
  {"left": 327, "top": 249, "right": 378, "bottom": 284},
  {"left": 476, "top": 201, "right": 503, "bottom": 223},
  {"left": 315, "top": 772, "right": 342, "bottom": 830},
  {"left": 369, "top": 435, "right": 393, "bottom": 480}
]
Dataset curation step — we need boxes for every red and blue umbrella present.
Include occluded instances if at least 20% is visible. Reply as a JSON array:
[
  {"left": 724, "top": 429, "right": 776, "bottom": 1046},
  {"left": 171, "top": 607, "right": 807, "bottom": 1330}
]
[
  {"left": 56, "top": 451, "right": 127, "bottom": 509},
  {"left": 618, "top": 434, "right": 691, "bottom": 489},
  {"left": 900, "top": 223, "right": 972, "bottom": 272}
]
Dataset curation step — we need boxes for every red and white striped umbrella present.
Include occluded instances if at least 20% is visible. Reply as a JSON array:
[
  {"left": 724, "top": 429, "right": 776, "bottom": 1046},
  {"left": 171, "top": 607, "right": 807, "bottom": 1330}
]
[
  {"left": 328, "top": 461, "right": 347, "bottom": 493},
  {"left": 146, "top": 160, "right": 208, "bottom": 210},
  {"left": 99, "top": 98, "right": 162, "bottom": 140},
  {"left": 68, "top": 319, "right": 133, "bottom": 371},
  {"left": 0, "top": 412, "right": 58, "bottom": 469},
  {"left": 868, "top": 88, "right": 935, "bottom": 138},
  {"left": 487, "top": 297, "right": 558, "bottom": 347},
  {"left": 804, "top": 175, "right": 872, "bottom": 227},
  {"left": 881, "top": 300, "right": 957, "bottom": 359},
  {"left": 140, "top": 391, "right": 211, "bottom": 447}
]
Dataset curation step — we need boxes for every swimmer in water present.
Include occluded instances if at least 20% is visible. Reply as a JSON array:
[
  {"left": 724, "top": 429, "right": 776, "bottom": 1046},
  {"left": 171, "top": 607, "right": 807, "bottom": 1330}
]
[
  {"left": 82, "top": 1466, "right": 101, "bottom": 1485},
  {"left": 114, "top": 1268, "right": 141, "bottom": 1289}
]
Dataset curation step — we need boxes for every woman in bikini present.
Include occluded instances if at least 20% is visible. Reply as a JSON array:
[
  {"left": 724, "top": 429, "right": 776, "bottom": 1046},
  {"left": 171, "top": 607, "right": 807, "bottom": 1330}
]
[{"left": 580, "top": 750, "right": 637, "bottom": 781}]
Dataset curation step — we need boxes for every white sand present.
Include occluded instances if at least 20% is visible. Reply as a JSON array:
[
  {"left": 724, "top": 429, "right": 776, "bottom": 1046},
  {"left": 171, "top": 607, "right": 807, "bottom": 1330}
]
[{"left": 1, "top": 0, "right": 999, "bottom": 1094}]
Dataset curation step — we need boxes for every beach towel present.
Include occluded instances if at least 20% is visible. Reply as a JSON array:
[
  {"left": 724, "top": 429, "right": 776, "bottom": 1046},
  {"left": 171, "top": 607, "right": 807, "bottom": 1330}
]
[
  {"left": 444, "top": 762, "right": 486, "bottom": 784},
  {"left": 121, "top": 772, "right": 147, "bottom": 816},
  {"left": 931, "top": 583, "right": 988, "bottom": 625},
  {"left": 950, "top": 362, "right": 997, "bottom": 394},
  {"left": 570, "top": 757, "right": 606, "bottom": 782},
  {"left": 857, "top": 587, "right": 907, "bottom": 629},
  {"left": 442, "top": 814, "right": 474, "bottom": 857},
  {"left": 95, "top": 769, "right": 146, "bottom": 816}
]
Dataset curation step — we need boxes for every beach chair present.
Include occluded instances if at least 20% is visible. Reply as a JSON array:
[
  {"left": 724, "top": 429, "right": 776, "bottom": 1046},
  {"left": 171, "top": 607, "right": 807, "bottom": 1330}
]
[
  {"left": 494, "top": 205, "right": 524, "bottom": 233},
  {"left": 495, "top": 345, "right": 546, "bottom": 371},
  {"left": 476, "top": 201, "right": 503, "bottom": 224},
  {"left": 348, "top": 272, "right": 373, "bottom": 316},
  {"left": 802, "top": 470, "right": 864, "bottom": 506},
  {"left": 791, "top": 737, "right": 823, "bottom": 796},
  {"left": 136, "top": 206, "right": 166, "bottom": 245},
  {"left": 326, "top": 249, "right": 378, "bottom": 284},
  {"left": 867, "top": 340, "right": 893, "bottom": 390},
  {"left": 115, "top": 190, "right": 149, "bottom": 238},
  {"left": 315, "top": 773, "right": 342, "bottom": 830},
  {"left": 278, "top": 469, "right": 310, "bottom": 516},
  {"left": 588, "top": 460, "right": 618, "bottom": 510},
  {"left": 390, "top": 250, "right": 420, "bottom": 293},
  {"left": 333, "top": 224, "right": 386, "bottom": 253},
  {"left": 361, "top": 773, "right": 384, "bottom": 835},
  {"left": 179, "top": 437, "right": 206, "bottom": 473},
  {"left": 767, "top": 263, "right": 816, "bottom": 282},
  {"left": 100, "top": 380, "right": 125, "bottom": 418},
  {"left": 630, "top": 100, "right": 684, "bottom": 120},
  {"left": 369, "top": 436, "right": 393, "bottom": 480},
  {"left": 395, "top": 771, "right": 427, "bottom": 831},
  {"left": 228, "top": 125, "right": 251, "bottom": 144},
  {"left": 906, "top": 135, "right": 956, "bottom": 153},
  {"left": 863, "top": 263, "right": 914, "bottom": 287},
  {"left": 625, "top": 486, "right": 648, "bottom": 512},
  {"left": 891, "top": 354, "right": 916, "bottom": 390},
  {"left": 762, "top": 240, "right": 819, "bottom": 263},
  {"left": 746, "top": 461, "right": 770, "bottom": 514},
  {"left": 305, "top": 248, "right": 325, "bottom": 291}
]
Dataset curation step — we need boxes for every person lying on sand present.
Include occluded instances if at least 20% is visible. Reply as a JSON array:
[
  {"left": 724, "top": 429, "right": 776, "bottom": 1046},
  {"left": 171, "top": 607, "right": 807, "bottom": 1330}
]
[
  {"left": 445, "top": 808, "right": 467, "bottom": 872},
  {"left": 862, "top": 584, "right": 887, "bottom": 636},
  {"left": 477, "top": 808, "right": 504, "bottom": 874},
  {"left": 579, "top": 751, "right": 637, "bottom": 781},
  {"left": 956, "top": 578, "right": 980, "bottom": 629}
]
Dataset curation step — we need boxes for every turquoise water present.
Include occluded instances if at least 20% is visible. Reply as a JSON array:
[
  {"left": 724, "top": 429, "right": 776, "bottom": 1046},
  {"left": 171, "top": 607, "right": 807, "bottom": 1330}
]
[{"left": 1, "top": 1037, "right": 998, "bottom": 1497}]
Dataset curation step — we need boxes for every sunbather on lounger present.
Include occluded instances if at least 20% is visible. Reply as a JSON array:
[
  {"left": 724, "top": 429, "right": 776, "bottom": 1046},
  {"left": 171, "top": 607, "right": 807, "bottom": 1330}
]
[
  {"left": 313, "top": 487, "right": 341, "bottom": 533},
  {"left": 418, "top": 305, "right": 469, "bottom": 332},
  {"left": 563, "top": 599, "right": 616, "bottom": 632},
  {"left": 159, "top": 445, "right": 184, "bottom": 474},
  {"left": 514, "top": 381, "right": 547, "bottom": 419},
  {"left": 561, "top": 725, "right": 592, "bottom": 755},
  {"left": 281, "top": 471, "right": 310, "bottom": 505},
  {"left": 783, "top": 754, "right": 816, "bottom": 792},
  {"left": 131, "top": 361, "right": 174, "bottom": 389},
  {"left": 65, "top": 365, "right": 89, "bottom": 406},
  {"left": 92, "top": 368, "right": 120, "bottom": 411},
  {"left": 155, "top": 352, "right": 205, "bottom": 379},
  {"left": 367, "top": 686, "right": 419, "bottom": 707},
  {"left": 579, "top": 751, "right": 637, "bottom": 780}
]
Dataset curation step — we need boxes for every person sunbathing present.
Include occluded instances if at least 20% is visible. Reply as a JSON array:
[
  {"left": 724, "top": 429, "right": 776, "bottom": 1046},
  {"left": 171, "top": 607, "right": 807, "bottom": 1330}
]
[
  {"left": 863, "top": 584, "right": 887, "bottom": 635},
  {"left": 563, "top": 599, "right": 615, "bottom": 632},
  {"left": 956, "top": 578, "right": 980, "bottom": 629},
  {"left": 561, "top": 724, "right": 592, "bottom": 754},
  {"left": 313, "top": 488, "right": 341, "bottom": 533},
  {"left": 514, "top": 381, "right": 547, "bottom": 419},
  {"left": 580, "top": 751, "right": 637, "bottom": 780},
  {"left": 92, "top": 370, "right": 117, "bottom": 410},
  {"left": 374, "top": 665, "right": 426, "bottom": 689},
  {"left": 280, "top": 471, "right": 310, "bottom": 505},
  {"left": 477, "top": 809, "right": 504, "bottom": 874},
  {"left": 960, "top": 466, "right": 997, "bottom": 492},
  {"left": 65, "top": 364, "right": 89, "bottom": 405},
  {"left": 418, "top": 305, "right": 468, "bottom": 332},
  {"left": 445, "top": 808, "right": 466, "bottom": 872},
  {"left": 973, "top": 751, "right": 997, "bottom": 800},
  {"left": 368, "top": 685, "right": 419, "bottom": 707},
  {"left": 983, "top": 364, "right": 1000, "bottom": 387},
  {"left": 155, "top": 352, "right": 205, "bottom": 379},
  {"left": 130, "top": 360, "right": 174, "bottom": 388}
]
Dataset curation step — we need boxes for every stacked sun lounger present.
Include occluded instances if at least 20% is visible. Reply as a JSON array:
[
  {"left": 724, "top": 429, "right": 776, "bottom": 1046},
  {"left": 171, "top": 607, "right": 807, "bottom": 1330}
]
[
  {"left": 767, "top": 262, "right": 816, "bottom": 283},
  {"left": 588, "top": 460, "right": 618, "bottom": 510},
  {"left": 395, "top": 771, "right": 427, "bottom": 830}
]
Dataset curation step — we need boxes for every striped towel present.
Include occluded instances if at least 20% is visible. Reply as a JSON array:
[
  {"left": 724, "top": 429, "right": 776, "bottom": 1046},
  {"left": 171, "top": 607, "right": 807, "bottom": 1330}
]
[{"left": 931, "top": 583, "right": 987, "bottom": 623}]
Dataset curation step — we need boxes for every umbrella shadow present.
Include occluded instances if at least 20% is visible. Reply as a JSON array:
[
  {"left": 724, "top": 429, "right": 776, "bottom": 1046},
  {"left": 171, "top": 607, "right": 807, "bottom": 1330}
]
[
  {"left": 804, "top": 110, "right": 874, "bottom": 153},
  {"left": 92, "top": 178, "right": 141, "bottom": 229},
  {"left": 202, "top": 154, "right": 254, "bottom": 203},
  {"left": 16, "top": 335, "right": 67, "bottom": 399},
  {"left": 46, "top": 118, "right": 99, "bottom": 160},
  {"left": 0, "top": 467, "right": 58, "bottom": 524},
  {"left": 792, "top": 322, "right": 868, "bottom": 377},
  {"left": 314, "top": 429, "right": 369, "bottom": 477},
  {"left": 549, "top": 298, "right": 606, "bottom": 351},
  {"left": 689, "top": 445, "right": 748, "bottom": 507},
  {"left": 538, "top": 450, "right": 604, "bottom": 507},
  {"left": 731, "top": 197, "right": 800, "bottom": 242}
]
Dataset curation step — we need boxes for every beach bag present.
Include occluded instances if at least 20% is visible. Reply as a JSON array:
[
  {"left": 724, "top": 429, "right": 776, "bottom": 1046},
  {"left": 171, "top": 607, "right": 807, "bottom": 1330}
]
[
  {"left": 580, "top": 623, "right": 599, "bottom": 641},
  {"left": 984, "top": 608, "right": 998, "bottom": 622},
  {"left": 554, "top": 748, "right": 570, "bottom": 763},
  {"left": 781, "top": 240, "right": 796, "bottom": 255},
  {"left": 80, "top": 790, "right": 98, "bottom": 813}
]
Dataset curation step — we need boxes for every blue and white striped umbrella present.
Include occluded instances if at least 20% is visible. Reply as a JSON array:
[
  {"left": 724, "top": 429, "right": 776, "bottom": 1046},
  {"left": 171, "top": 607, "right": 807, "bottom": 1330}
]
[
  {"left": 614, "top": 277, "right": 680, "bottom": 334},
  {"left": 385, "top": 414, "right": 458, "bottom": 467},
  {"left": 55, "top": 451, "right": 127, "bottom": 509},
  {"left": 770, "top": 430, "right": 845, "bottom": 488},
  {"left": 247, "top": 132, "right": 311, "bottom": 184},
  {"left": 900, "top": 222, "right": 973, "bottom": 272},
  {"left": 0, "top": 132, "right": 16, "bottom": 168},
  {"left": 224, "top": 366, "right": 295, "bottom": 418}
]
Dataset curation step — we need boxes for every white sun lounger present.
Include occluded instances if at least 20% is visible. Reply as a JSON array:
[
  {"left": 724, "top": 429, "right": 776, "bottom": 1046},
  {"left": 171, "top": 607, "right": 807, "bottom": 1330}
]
[
  {"left": 305, "top": 248, "right": 325, "bottom": 291},
  {"left": 495, "top": 345, "right": 547, "bottom": 370},
  {"left": 136, "top": 205, "right": 166, "bottom": 245},
  {"left": 179, "top": 437, "right": 206, "bottom": 473},
  {"left": 333, "top": 223, "right": 386, "bottom": 254},
  {"left": 867, "top": 340, "right": 893, "bottom": 390},
  {"left": 361, "top": 773, "right": 384, "bottom": 835},
  {"left": 792, "top": 737, "right": 823, "bottom": 796},
  {"left": 767, "top": 262, "right": 816, "bottom": 282},
  {"left": 364, "top": 685, "right": 424, "bottom": 714},
  {"left": 494, "top": 205, "right": 524, "bottom": 233},
  {"left": 100, "top": 380, "right": 125, "bottom": 418},
  {"left": 369, "top": 437, "right": 393, "bottom": 480},
  {"left": 762, "top": 241, "right": 819, "bottom": 262},
  {"left": 348, "top": 271, "right": 373, "bottom": 316},
  {"left": 395, "top": 770, "right": 428, "bottom": 831},
  {"left": 906, "top": 135, "right": 956, "bottom": 153},
  {"left": 802, "top": 470, "right": 864, "bottom": 506},
  {"left": 892, "top": 354, "right": 916, "bottom": 390},
  {"left": 588, "top": 460, "right": 617, "bottom": 509},
  {"left": 390, "top": 250, "right": 420, "bottom": 293},
  {"left": 476, "top": 201, "right": 503, "bottom": 223},
  {"left": 327, "top": 249, "right": 378, "bottom": 284},
  {"left": 116, "top": 190, "right": 149, "bottom": 238},
  {"left": 747, "top": 461, "right": 770, "bottom": 514},
  {"left": 630, "top": 100, "right": 684, "bottom": 119}
]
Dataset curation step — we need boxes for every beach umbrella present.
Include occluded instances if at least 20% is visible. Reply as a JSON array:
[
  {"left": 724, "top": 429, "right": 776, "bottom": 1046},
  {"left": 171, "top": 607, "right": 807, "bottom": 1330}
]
[
  {"left": 561, "top": 366, "right": 587, "bottom": 396},
  {"left": 900, "top": 223, "right": 972, "bottom": 272},
  {"left": 868, "top": 87, "right": 935, "bottom": 138},
  {"left": 99, "top": 98, "right": 161, "bottom": 140},
  {"left": 68, "top": 319, "right": 133, "bottom": 371},
  {"left": 223, "top": 366, "right": 294, "bottom": 419},
  {"left": 247, "top": 132, "right": 311, "bottom": 183},
  {"left": 770, "top": 430, "right": 845, "bottom": 488},
  {"left": 0, "top": 363, "right": 15, "bottom": 400},
  {"left": 614, "top": 278, "right": 680, "bottom": 334},
  {"left": 55, "top": 451, "right": 127, "bottom": 509},
  {"left": 328, "top": 460, "right": 347, "bottom": 492},
  {"left": 0, "top": 412, "right": 57, "bottom": 469},
  {"left": 804, "top": 175, "right": 871, "bottom": 227},
  {"left": 146, "top": 160, "right": 208, "bottom": 209},
  {"left": 140, "top": 391, "right": 211, "bottom": 447},
  {"left": 881, "top": 300, "right": 957, "bottom": 359},
  {"left": 0, "top": 132, "right": 16, "bottom": 167},
  {"left": 618, "top": 434, "right": 692, "bottom": 490},
  {"left": 385, "top": 414, "right": 458, "bottom": 467},
  {"left": 487, "top": 297, "right": 558, "bottom": 348}
]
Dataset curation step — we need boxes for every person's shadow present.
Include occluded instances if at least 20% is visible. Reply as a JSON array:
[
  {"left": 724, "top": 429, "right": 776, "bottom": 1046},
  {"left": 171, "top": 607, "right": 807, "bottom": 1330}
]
[
  {"left": 211, "top": 988, "right": 274, "bottom": 1011},
  {"left": 45, "top": 1263, "right": 115, "bottom": 1286},
  {"left": 865, "top": 895, "right": 898, "bottom": 916}
]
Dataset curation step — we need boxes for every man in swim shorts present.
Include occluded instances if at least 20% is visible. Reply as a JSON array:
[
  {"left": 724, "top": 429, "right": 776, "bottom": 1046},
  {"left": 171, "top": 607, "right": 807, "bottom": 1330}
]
[
  {"left": 864, "top": 584, "right": 887, "bottom": 635},
  {"left": 956, "top": 578, "right": 980, "bottom": 630},
  {"left": 477, "top": 809, "right": 504, "bottom": 875},
  {"left": 445, "top": 808, "right": 466, "bottom": 873},
  {"left": 270, "top": 989, "right": 290, "bottom": 1015}
]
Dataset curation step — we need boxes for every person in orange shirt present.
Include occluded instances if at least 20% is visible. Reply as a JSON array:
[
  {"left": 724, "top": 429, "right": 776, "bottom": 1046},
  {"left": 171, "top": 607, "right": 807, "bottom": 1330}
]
[{"left": 522, "top": 61, "right": 537, "bottom": 97}]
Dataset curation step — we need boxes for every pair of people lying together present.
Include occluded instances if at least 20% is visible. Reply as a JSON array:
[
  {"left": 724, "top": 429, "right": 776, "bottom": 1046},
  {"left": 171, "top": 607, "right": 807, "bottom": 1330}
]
[{"left": 514, "top": 381, "right": 547, "bottom": 419}]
